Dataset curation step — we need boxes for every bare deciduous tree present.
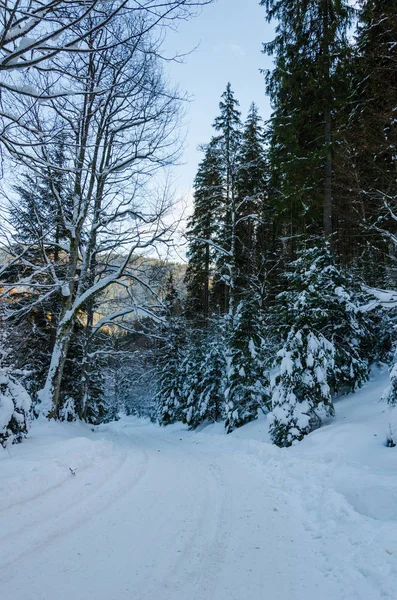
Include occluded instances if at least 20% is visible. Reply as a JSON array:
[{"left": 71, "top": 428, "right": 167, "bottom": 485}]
[{"left": 0, "top": 2, "right": 207, "bottom": 417}]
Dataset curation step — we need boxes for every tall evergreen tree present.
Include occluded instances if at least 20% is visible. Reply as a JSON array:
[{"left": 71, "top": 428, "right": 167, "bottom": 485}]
[
  {"left": 212, "top": 83, "right": 242, "bottom": 315},
  {"left": 10, "top": 137, "right": 71, "bottom": 259},
  {"left": 225, "top": 292, "right": 271, "bottom": 433},
  {"left": 157, "top": 275, "right": 187, "bottom": 425},
  {"left": 343, "top": 0, "right": 397, "bottom": 281},
  {"left": 235, "top": 103, "right": 268, "bottom": 288},
  {"left": 269, "top": 325, "right": 335, "bottom": 447},
  {"left": 273, "top": 244, "right": 387, "bottom": 395},
  {"left": 185, "top": 138, "right": 224, "bottom": 321},
  {"left": 184, "top": 321, "right": 226, "bottom": 428},
  {"left": 183, "top": 333, "right": 206, "bottom": 427},
  {"left": 198, "top": 324, "right": 226, "bottom": 424},
  {"left": 262, "top": 0, "right": 353, "bottom": 241}
]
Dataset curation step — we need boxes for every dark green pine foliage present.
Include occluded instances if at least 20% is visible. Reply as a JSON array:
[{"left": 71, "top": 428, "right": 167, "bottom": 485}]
[
  {"left": 198, "top": 325, "right": 226, "bottom": 423},
  {"left": 81, "top": 338, "right": 109, "bottom": 425},
  {"left": 185, "top": 322, "right": 226, "bottom": 428},
  {"left": 185, "top": 138, "right": 224, "bottom": 321},
  {"left": 157, "top": 320, "right": 186, "bottom": 425},
  {"left": 3, "top": 275, "right": 95, "bottom": 421},
  {"left": 10, "top": 138, "right": 71, "bottom": 258},
  {"left": 355, "top": 0, "right": 397, "bottom": 194},
  {"left": 58, "top": 324, "right": 84, "bottom": 420},
  {"left": 183, "top": 333, "right": 206, "bottom": 428},
  {"left": 224, "top": 293, "right": 271, "bottom": 433},
  {"left": 268, "top": 246, "right": 336, "bottom": 446},
  {"left": 10, "top": 172, "right": 52, "bottom": 244},
  {"left": 212, "top": 83, "right": 242, "bottom": 315},
  {"left": 269, "top": 324, "right": 335, "bottom": 447},
  {"left": 262, "top": 0, "right": 353, "bottom": 240},
  {"left": 157, "top": 275, "right": 187, "bottom": 425},
  {"left": 346, "top": 0, "right": 397, "bottom": 281},
  {"left": 268, "top": 243, "right": 392, "bottom": 446},
  {"left": 274, "top": 244, "right": 386, "bottom": 395},
  {"left": 235, "top": 103, "right": 268, "bottom": 290},
  {"left": 5, "top": 294, "right": 57, "bottom": 405},
  {"left": 55, "top": 321, "right": 107, "bottom": 423}
]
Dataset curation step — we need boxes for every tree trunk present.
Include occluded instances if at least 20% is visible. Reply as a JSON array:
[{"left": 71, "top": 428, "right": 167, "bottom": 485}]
[
  {"left": 39, "top": 236, "right": 80, "bottom": 417},
  {"left": 80, "top": 308, "right": 93, "bottom": 421},
  {"left": 39, "top": 317, "right": 75, "bottom": 418},
  {"left": 81, "top": 252, "right": 97, "bottom": 420}
]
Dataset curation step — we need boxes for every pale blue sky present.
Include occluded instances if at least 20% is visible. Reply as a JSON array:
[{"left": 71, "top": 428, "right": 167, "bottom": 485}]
[{"left": 163, "top": 0, "right": 275, "bottom": 197}]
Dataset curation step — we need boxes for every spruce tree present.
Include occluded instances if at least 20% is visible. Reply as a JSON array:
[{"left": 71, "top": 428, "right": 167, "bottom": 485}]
[
  {"left": 224, "top": 292, "right": 271, "bottom": 433},
  {"left": 262, "top": 0, "right": 353, "bottom": 240},
  {"left": 268, "top": 242, "right": 389, "bottom": 445},
  {"left": 212, "top": 83, "right": 242, "bottom": 315},
  {"left": 198, "top": 325, "right": 226, "bottom": 424},
  {"left": 183, "top": 334, "right": 206, "bottom": 428},
  {"left": 344, "top": 0, "right": 397, "bottom": 280},
  {"left": 157, "top": 320, "right": 186, "bottom": 425},
  {"left": 81, "top": 337, "right": 108, "bottom": 425},
  {"left": 235, "top": 103, "right": 268, "bottom": 289},
  {"left": 184, "top": 322, "right": 226, "bottom": 428},
  {"left": 10, "top": 137, "right": 71, "bottom": 258},
  {"left": 157, "top": 275, "right": 187, "bottom": 425},
  {"left": 269, "top": 326, "right": 335, "bottom": 447},
  {"left": 185, "top": 138, "right": 224, "bottom": 321},
  {"left": 275, "top": 244, "right": 384, "bottom": 393},
  {"left": 355, "top": 0, "right": 397, "bottom": 199}
]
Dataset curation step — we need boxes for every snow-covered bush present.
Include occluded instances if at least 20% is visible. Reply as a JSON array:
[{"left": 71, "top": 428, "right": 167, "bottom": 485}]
[
  {"left": 0, "top": 367, "right": 31, "bottom": 447},
  {"left": 269, "top": 327, "right": 334, "bottom": 447}
]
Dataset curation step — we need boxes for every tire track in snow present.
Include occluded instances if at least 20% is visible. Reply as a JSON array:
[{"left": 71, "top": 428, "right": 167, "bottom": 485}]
[
  {"left": 0, "top": 433, "right": 149, "bottom": 574},
  {"left": 145, "top": 455, "right": 229, "bottom": 600}
]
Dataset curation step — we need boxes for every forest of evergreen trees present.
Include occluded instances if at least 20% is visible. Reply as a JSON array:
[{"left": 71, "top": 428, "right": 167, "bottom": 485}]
[
  {"left": 1, "top": 0, "right": 396, "bottom": 448},
  {"left": 157, "top": 0, "right": 397, "bottom": 446}
]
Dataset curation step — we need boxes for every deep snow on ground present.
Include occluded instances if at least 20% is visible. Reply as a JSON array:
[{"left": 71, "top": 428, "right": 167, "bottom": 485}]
[{"left": 1, "top": 368, "right": 397, "bottom": 600}]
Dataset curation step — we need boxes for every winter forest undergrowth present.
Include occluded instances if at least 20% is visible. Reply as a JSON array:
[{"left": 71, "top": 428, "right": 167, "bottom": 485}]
[{"left": 1, "top": 0, "right": 397, "bottom": 598}]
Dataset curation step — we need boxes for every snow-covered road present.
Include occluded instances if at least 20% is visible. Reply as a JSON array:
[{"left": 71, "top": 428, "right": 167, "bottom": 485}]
[{"left": 1, "top": 370, "right": 397, "bottom": 599}]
